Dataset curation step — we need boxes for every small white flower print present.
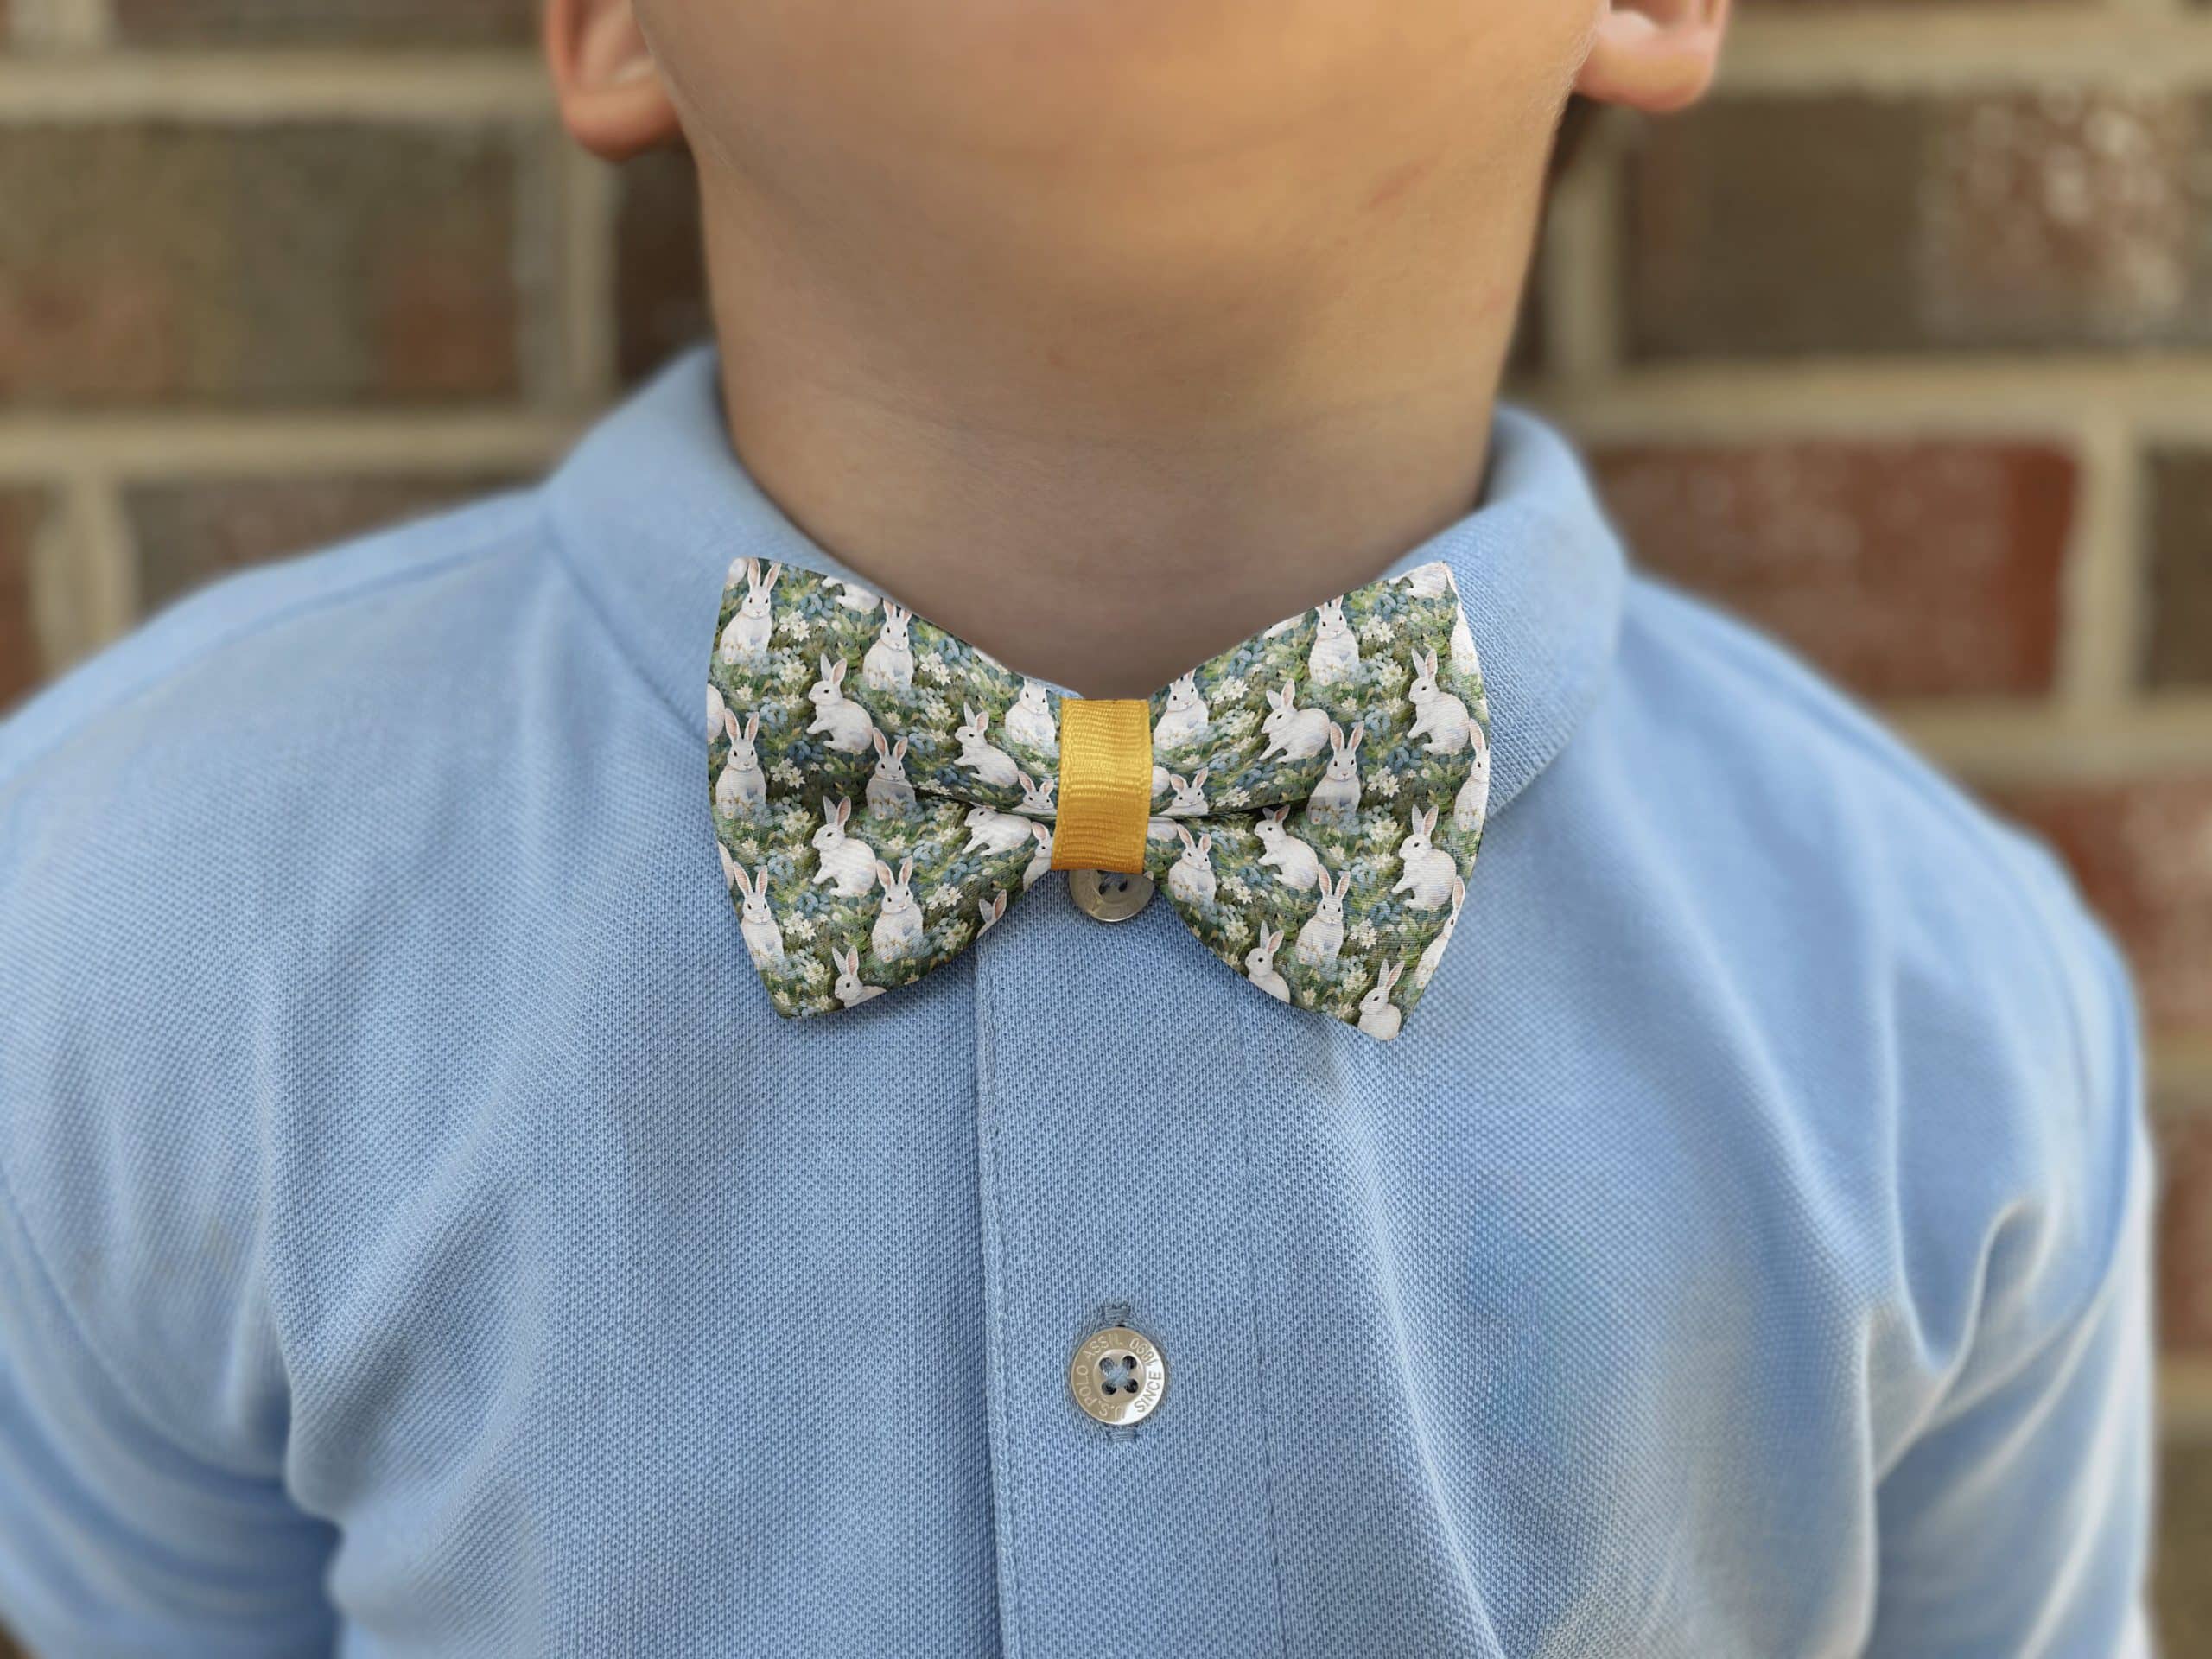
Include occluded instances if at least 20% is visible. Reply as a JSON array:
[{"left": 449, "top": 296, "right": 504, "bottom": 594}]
[
  {"left": 1213, "top": 675, "right": 1249, "bottom": 704},
  {"left": 1217, "top": 709, "right": 1260, "bottom": 739},
  {"left": 772, "top": 990, "right": 795, "bottom": 1013},
  {"left": 784, "top": 916, "right": 816, "bottom": 943},
  {"left": 1351, "top": 921, "right": 1379, "bottom": 950},
  {"left": 923, "top": 694, "right": 954, "bottom": 724},
  {"left": 800, "top": 956, "right": 831, "bottom": 988},
  {"left": 737, "top": 837, "right": 764, "bottom": 861},
  {"left": 925, "top": 883, "right": 961, "bottom": 913},
  {"left": 1358, "top": 617, "right": 1394, "bottom": 644},
  {"left": 777, "top": 657, "right": 811, "bottom": 688},
  {"left": 772, "top": 760, "right": 804, "bottom": 789},
  {"left": 785, "top": 615, "right": 814, "bottom": 640},
  {"left": 1368, "top": 771, "right": 1400, "bottom": 799},
  {"left": 1217, "top": 786, "right": 1252, "bottom": 809},
  {"left": 919, "top": 654, "right": 952, "bottom": 683},
  {"left": 1220, "top": 876, "right": 1251, "bottom": 906}
]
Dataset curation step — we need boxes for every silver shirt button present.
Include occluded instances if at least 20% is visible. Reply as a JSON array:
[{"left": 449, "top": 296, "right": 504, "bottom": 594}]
[
  {"left": 1069, "top": 1325, "right": 1168, "bottom": 1427},
  {"left": 1067, "top": 868, "right": 1154, "bottom": 924}
]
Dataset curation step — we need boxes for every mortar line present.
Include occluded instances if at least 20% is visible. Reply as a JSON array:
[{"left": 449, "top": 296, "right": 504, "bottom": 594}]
[
  {"left": 0, "top": 414, "right": 581, "bottom": 480},
  {"left": 560, "top": 147, "right": 623, "bottom": 408},
  {"left": 2055, "top": 404, "right": 2145, "bottom": 725},
  {"left": 0, "top": 51, "right": 550, "bottom": 121},
  {"left": 1522, "top": 359, "right": 2212, "bottom": 437},
  {"left": 1538, "top": 112, "right": 1625, "bottom": 386},
  {"left": 1721, "top": 12, "right": 2212, "bottom": 92}
]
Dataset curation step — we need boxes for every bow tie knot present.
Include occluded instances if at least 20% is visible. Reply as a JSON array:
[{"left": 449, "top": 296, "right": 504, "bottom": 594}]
[{"left": 709, "top": 556, "right": 1490, "bottom": 1039}]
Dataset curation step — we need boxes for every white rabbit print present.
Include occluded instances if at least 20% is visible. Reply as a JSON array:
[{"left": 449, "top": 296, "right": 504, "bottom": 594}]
[
  {"left": 955, "top": 704, "right": 1023, "bottom": 790},
  {"left": 1303, "top": 721, "right": 1363, "bottom": 830},
  {"left": 807, "top": 656, "right": 877, "bottom": 754},
  {"left": 1160, "top": 770, "right": 1209, "bottom": 818},
  {"left": 1021, "top": 823, "right": 1052, "bottom": 892},
  {"left": 1243, "top": 925, "right": 1292, "bottom": 1002},
  {"left": 1168, "top": 826, "right": 1217, "bottom": 908},
  {"left": 708, "top": 551, "right": 1485, "bottom": 1034},
  {"left": 871, "top": 858, "right": 924, "bottom": 962},
  {"left": 831, "top": 945, "right": 884, "bottom": 1008},
  {"left": 715, "top": 709, "right": 769, "bottom": 823},
  {"left": 963, "top": 804, "right": 1038, "bottom": 858},
  {"left": 1308, "top": 596, "right": 1360, "bottom": 685},
  {"left": 1014, "top": 771, "right": 1057, "bottom": 818},
  {"left": 728, "top": 863, "right": 785, "bottom": 969},
  {"left": 1003, "top": 678, "right": 1059, "bottom": 756},
  {"left": 867, "top": 730, "right": 917, "bottom": 818},
  {"left": 717, "top": 558, "right": 781, "bottom": 668},
  {"left": 1408, "top": 648, "right": 1471, "bottom": 756},
  {"left": 1451, "top": 607, "right": 1481, "bottom": 678},
  {"left": 1255, "top": 805, "right": 1324, "bottom": 893},
  {"left": 1395, "top": 562, "right": 1455, "bottom": 601},
  {"left": 1454, "top": 722, "right": 1491, "bottom": 836},
  {"left": 861, "top": 602, "right": 915, "bottom": 694},
  {"left": 1357, "top": 960, "right": 1406, "bottom": 1041},
  {"left": 810, "top": 796, "right": 880, "bottom": 899},
  {"left": 1259, "top": 681, "right": 1331, "bottom": 763},
  {"left": 1153, "top": 672, "right": 1210, "bottom": 753},
  {"left": 1294, "top": 867, "right": 1351, "bottom": 970},
  {"left": 1414, "top": 878, "right": 1467, "bottom": 991},
  {"left": 1390, "top": 804, "right": 1458, "bottom": 911}
]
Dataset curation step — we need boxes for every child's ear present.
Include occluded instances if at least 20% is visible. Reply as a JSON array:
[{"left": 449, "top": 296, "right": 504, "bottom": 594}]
[
  {"left": 1574, "top": 0, "right": 1730, "bottom": 116},
  {"left": 544, "top": 0, "right": 681, "bottom": 161}
]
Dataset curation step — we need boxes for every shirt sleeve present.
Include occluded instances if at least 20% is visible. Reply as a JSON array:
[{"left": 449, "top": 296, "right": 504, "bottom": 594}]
[
  {"left": 1864, "top": 890, "right": 2157, "bottom": 1657},
  {"left": 0, "top": 1171, "right": 338, "bottom": 1658}
]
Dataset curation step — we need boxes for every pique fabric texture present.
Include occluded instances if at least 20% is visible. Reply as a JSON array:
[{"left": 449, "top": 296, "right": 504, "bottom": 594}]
[
  {"left": 706, "top": 555, "right": 1488, "bottom": 1033},
  {"left": 0, "top": 350, "right": 2155, "bottom": 1658}
]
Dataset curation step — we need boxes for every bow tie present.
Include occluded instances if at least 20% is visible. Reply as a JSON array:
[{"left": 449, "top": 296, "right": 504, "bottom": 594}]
[{"left": 707, "top": 556, "right": 1490, "bottom": 1039}]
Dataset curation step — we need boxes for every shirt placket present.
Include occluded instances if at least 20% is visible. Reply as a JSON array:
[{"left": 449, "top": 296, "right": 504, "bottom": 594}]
[{"left": 972, "top": 890, "right": 1291, "bottom": 1658}]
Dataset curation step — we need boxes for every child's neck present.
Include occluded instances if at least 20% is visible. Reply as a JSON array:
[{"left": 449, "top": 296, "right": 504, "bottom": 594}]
[{"left": 704, "top": 190, "right": 1525, "bottom": 699}]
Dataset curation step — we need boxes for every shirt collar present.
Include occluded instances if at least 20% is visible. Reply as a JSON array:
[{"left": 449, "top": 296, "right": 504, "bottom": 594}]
[{"left": 547, "top": 346, "right": 1625, "bottom": 819}]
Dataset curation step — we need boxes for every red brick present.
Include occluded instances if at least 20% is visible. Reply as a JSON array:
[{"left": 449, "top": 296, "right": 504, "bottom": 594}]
[
  {"left": 1993, "top": 779, "right": 2212, "bottom": 1039},
  {"left": 110, "top": 0, "right": 536, "bottom": 45},
  {"left": 0, "top": 124, "right": 525, "bottom": 407},
  {"left": 2148, "top": 450, "right": 2212, "bottom": 691},
  {"left": 127, "top": 474, "right": 524, "bottom": 612},
  {"left": 2156, "top": 1089, "right": 2212, "bottom": 1356},
  {"left": 0, "top": 488, "right": 48, "bottom": 709},
  {"left": 1592, "top": 441, "right": 2075, "bottom": 700},
  {"left": 1626, "top": 92, "right": 2212, "bottom": 356},
  {"left": 615, "top": 149, "right": 709, "bottom": 386}
]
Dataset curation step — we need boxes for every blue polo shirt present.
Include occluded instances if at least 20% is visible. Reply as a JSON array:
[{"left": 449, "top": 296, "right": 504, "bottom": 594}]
[{"left": 0, "top": 351, "right": 2152, "bottom": 1657}]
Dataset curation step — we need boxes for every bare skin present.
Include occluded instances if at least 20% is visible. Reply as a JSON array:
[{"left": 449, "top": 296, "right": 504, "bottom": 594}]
[{"left": 547, "top": 0, "right": 1728, "bottom": 696}]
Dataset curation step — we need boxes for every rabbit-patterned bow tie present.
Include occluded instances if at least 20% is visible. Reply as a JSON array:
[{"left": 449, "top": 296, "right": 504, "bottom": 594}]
[{"left": 707, "top": 556, "right": 1490, "bottom": 1039}]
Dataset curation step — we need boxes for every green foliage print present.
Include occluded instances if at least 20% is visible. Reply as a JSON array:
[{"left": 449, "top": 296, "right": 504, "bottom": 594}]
[{"left": 707, "top": 555, "right": 1489, "bottom": 1039}]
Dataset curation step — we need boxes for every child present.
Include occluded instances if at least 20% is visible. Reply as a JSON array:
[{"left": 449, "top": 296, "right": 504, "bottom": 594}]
[{"left": 0, "top": 2, "right": 2152, "bottom": 1654}]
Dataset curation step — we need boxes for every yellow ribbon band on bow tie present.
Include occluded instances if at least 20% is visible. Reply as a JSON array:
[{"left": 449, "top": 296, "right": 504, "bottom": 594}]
[{"left": 1052, "top": 699, "right": 1153, "bottom": 874}]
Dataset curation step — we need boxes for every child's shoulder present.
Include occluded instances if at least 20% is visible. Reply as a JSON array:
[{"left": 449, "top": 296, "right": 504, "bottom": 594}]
[
  {"left": 1608, "top": 568, "right": 2134, "bottom": 1173},
  {"left": 1, "top": 487, "right": 550, "bottom": 797}
]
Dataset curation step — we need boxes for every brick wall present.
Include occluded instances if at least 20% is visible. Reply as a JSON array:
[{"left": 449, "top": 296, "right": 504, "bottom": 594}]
[{"left": 0, "top": 0, "right": 2207, "bottom": 1647}]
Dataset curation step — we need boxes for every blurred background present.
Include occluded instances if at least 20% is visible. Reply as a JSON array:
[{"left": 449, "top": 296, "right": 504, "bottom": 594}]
[{"left": 0, "top": 0, "right": 2207, "bottom": 1649}]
